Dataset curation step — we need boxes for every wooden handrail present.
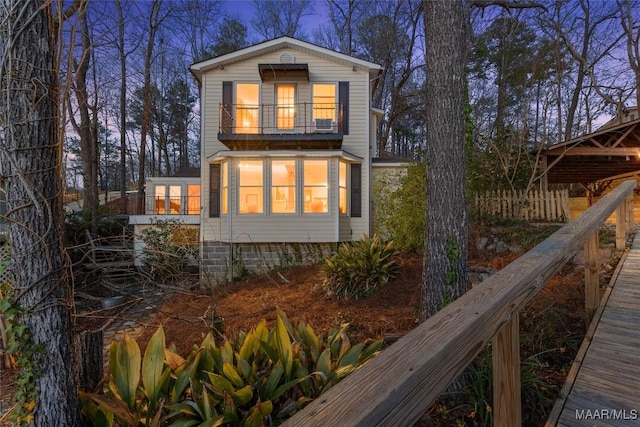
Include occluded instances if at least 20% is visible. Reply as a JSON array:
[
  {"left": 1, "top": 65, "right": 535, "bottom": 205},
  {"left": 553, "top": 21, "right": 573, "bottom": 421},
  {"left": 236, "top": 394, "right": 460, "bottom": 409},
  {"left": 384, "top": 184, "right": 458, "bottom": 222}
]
[{"left": 283, "top": 180, "right": 636, "bottom": 427}]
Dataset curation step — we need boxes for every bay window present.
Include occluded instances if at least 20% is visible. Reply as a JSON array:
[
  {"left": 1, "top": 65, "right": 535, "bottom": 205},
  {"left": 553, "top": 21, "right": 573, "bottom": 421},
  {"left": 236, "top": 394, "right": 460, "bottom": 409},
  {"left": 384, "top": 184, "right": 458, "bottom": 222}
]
[
  {"left": 303, "top": 160, "right": 328, "bottom": 213},
  {"left": 239, "top": 160, "right": 264, "bottom": 214},
  {"left": 271, "top": 160, "right": 296, "bottom": 213},
  {"left": 339, "top": 161, "right": 347, "bottom": 214},
  {"left": 221, "top": 162, "right": 228, "bottom": 214}
]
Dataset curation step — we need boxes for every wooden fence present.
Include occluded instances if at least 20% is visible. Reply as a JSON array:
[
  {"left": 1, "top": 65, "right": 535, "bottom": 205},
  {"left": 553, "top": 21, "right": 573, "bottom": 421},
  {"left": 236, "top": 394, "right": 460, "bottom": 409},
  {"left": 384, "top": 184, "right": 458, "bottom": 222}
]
[
  {"left": 283, "top": 180, "right": 636, "bottom": 427},
  {"left": 475, "top": 189, "right": 570, "bottom": 221}
]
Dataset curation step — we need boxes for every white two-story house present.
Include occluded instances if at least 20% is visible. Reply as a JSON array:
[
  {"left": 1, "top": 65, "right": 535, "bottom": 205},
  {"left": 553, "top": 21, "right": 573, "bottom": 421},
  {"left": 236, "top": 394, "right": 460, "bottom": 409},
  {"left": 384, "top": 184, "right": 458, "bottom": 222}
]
[{"left": 190, "top": 37, "right": 383, "bottom": 281}]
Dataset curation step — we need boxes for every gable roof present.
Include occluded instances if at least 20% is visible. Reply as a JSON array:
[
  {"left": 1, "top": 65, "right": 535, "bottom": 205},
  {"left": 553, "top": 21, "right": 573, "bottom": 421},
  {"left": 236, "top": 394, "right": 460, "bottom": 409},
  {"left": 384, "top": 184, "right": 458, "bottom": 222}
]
[
  {"left": 542, "top": 116, "right": 640, "bottom": 184},
  {"left": 190, "top": 36, "right": 382, "bottom": 82}
]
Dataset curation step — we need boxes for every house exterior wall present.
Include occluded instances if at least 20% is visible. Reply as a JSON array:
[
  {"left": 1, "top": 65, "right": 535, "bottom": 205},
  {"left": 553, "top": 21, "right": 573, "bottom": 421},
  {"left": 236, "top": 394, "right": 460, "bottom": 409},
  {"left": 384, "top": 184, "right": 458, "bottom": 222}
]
[{"left": 194, "top": 39, "right": 380, "bottom": 280}]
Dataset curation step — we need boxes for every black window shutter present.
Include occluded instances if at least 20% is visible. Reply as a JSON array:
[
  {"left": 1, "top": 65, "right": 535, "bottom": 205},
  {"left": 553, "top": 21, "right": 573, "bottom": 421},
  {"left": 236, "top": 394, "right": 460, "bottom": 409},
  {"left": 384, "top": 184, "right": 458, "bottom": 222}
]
[
  {"left": 339, "top": 81, "right": 349, "bottom": 134},
  {"left": 221, "top": 81, "right": 233, "bottom": 133},
  {"left": 351, "top": 163, "right": 361, "bottom": 217},
  {"left": 209, "top": 164, "right": 221, "bottom": 218}
]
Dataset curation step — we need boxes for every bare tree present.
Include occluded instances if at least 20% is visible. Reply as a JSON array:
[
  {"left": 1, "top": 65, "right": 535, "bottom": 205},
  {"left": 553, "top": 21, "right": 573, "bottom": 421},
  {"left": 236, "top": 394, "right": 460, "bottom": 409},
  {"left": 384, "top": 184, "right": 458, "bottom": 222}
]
[
  {"left": 548, "top": 0, "right": 621, "bottom": 140},
  {"left": 67, "top": 0, "right": 100, "bottom": 232},
  {"left": 0, "top": 0, "right": 81, "bottom": 423},
  {"left": 251, "top": 0, "right": 314, "bottom": 40},
  {"left": 619, "top": 0, "right": 640, "bottom": 109},
  {"left": 137, "top": 0, "right": 164, "bottom": 198}
]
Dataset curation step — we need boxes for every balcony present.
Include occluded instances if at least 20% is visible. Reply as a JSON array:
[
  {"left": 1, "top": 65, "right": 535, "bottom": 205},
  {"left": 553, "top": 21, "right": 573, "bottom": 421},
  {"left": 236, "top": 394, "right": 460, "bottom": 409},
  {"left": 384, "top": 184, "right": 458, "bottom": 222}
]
[{"left": 218, "top": 102, "right": 344, "bottom": 150}]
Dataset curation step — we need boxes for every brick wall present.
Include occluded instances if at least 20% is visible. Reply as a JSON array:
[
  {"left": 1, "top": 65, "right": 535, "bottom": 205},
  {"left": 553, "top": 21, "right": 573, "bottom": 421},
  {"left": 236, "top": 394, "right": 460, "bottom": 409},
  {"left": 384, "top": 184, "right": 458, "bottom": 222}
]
[{"left": 200, "top": 241, "right": 334, "bottom": 287}]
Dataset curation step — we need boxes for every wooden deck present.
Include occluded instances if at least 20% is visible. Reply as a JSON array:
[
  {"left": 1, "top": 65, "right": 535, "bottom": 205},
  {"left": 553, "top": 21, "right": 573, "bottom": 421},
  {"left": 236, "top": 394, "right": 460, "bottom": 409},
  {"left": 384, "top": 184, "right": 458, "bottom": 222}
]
[{"left": 548, "top": 232, "right": 640, "bottom": 426}]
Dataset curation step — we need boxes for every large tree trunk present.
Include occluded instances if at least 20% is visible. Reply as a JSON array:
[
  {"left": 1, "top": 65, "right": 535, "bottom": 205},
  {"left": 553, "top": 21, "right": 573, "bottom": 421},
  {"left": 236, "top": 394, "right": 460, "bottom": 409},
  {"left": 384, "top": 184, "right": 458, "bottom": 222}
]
[
  {"left": 0, "top": 0, "right": 81, "bottom": 424},
  {"left": 421, "top": 0, "right": 469, "bottom": 320}
]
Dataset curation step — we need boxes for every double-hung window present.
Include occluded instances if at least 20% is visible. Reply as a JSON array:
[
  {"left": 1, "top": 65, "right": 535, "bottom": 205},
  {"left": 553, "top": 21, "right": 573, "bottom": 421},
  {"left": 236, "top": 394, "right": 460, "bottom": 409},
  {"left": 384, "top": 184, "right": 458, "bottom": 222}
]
[
  {"left": 312, "top": 84, "right": 336, "bottom": 130},
  {"left": 271, "top": 160, "right": 296, "bottom": 213},
  {"left": 303, "top": 160, "right": 328, "bottom": 213},
  {"left": 238, "top": 160, "right": 264, "bottom": 214},
  {"left": 339, "top": 161, "right": 347, "bottom": 214}
]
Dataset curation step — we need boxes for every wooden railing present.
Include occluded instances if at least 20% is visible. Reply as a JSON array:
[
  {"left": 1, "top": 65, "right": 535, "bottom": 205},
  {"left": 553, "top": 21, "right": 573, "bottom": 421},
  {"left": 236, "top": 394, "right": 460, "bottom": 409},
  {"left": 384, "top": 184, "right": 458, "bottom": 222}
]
[{"left": 284, "top": 180, "right": 637, "bottom": 427}]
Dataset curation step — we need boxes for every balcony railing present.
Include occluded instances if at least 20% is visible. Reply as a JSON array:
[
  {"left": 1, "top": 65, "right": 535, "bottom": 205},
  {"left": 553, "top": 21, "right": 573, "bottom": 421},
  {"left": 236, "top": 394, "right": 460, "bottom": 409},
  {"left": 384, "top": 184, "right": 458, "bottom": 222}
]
[
  {"left": 219, "top": 102, "right": 344, "bottom": 135},
  {"left": 147, "top": 196, "right": 200, "bottom": 215}
]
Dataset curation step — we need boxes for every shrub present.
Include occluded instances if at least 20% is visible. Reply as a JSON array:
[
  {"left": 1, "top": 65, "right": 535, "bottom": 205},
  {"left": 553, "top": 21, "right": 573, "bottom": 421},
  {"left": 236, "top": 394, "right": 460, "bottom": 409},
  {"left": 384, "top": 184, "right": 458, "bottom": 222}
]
[
  {"left": 138, "top": 218, "right": 199, "bottom": 282},
  {"left": 80, "top": 310, "right": 382, "bottom": 426},
  {"left": 322, "top": 234, "right": 399, "bottom": 299},
  {"left": 372, "top": 162, "right": 426, "bottom": 252}
]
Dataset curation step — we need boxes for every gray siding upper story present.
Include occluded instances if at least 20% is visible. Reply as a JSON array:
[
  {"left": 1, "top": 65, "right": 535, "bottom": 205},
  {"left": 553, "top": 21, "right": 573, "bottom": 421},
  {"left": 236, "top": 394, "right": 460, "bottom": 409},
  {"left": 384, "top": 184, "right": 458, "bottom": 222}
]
[{"left": 191, "top": 37, "right": 382, "bottom": 244}]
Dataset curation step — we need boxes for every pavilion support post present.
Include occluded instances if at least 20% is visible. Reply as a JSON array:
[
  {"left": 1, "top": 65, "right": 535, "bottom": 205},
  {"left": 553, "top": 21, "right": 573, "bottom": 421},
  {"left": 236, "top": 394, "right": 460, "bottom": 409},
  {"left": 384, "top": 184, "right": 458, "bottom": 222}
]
[
  {"left": 616, "top": 199, "right": 627, "bottom": 250},
  {"left": 540, "top": 155, "right": 548, "bottom": 194},
  {"left": 492, "top": 315, "right": 521, "bottom": 427},
  {"left": 626, "top": 193, "right": 635, "bottom": 234},
  {"left": 585, "top": 231, "right": 600, "bottom": 322}
]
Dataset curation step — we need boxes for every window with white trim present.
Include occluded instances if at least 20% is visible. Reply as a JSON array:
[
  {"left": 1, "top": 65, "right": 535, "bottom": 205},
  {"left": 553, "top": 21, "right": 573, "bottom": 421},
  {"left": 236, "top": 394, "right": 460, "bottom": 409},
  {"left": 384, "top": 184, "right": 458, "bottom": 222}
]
[
  {"left": 339, "top": 161, "right": 347, "bottom": 214},
  {"left": 238, "top": 160, "right": 264, "bottom": 214},
  {"left": 271, "top": 160, "right": 296, "bottom": 213},
  {"left": 303, "top": 159, "right": 328, "bottom": 213}
]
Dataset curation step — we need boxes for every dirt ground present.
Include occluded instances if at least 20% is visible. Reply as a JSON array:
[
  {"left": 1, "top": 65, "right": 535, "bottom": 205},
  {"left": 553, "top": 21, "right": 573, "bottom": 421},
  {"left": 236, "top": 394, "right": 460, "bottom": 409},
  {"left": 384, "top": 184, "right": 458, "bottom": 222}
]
[{"left": 0, "top": 238, "right": 621, "bottom": 425}]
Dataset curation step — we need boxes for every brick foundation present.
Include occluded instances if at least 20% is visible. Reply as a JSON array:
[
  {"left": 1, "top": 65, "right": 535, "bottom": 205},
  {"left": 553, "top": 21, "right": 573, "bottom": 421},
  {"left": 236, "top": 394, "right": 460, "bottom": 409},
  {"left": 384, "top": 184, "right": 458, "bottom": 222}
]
[{"left": 200, "top": 241, "right": 334, "bottom": 287}]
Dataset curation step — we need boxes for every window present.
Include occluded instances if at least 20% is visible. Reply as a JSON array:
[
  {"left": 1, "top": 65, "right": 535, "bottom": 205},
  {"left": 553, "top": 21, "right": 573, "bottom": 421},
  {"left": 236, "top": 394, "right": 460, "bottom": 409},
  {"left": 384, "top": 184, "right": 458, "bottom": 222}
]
[
  {"left": 276, "top": 84, "right": 296, "bottom": 130},
  {"left": 187, "top": 184, "right": 200, "bottom": 215},
  {"left": 239, "top": 160, "right": 263, "bottom": 214},
  {"left": 303, "top": 160, "right": 328, "bottom": 213},
  {"left": 339, "top": 161, "right": 347, "bottom": 214},
  {"left": 169, "top": 185, "right": 181, "bottom": 213},
  {"left": 221, "top": 162, "right": 228, "bottom": 214},
  {"left": 154, "top": 185, "right": 166, "bottom": 214},
  {"left": 312, "top": 84, "right": 336, "bottom": 126},
  {"left": 236, "top": 83, "right": 259, "bottom": 133},
  {"left": 271, "top": 160, "right": 296, "bottom": 213}
]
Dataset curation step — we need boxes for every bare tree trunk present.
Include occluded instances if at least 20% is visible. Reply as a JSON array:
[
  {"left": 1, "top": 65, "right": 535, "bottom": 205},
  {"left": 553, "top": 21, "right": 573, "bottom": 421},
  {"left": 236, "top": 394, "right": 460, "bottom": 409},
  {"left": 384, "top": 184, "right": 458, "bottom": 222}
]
[
  {"left": 69, "top": 0, "right": 99, "bottom": 233},
  {"left": 116, "top": 0, "right": 128, "bottom": 211},
  {"left": 0, "top": 0, "right": 81, "bottom": 424},
  {"left": 421, "top": 0, "right": 469, "bottom": 320},
  {"left": 137, "top": 0, "right": 162, "bottom": 198}
]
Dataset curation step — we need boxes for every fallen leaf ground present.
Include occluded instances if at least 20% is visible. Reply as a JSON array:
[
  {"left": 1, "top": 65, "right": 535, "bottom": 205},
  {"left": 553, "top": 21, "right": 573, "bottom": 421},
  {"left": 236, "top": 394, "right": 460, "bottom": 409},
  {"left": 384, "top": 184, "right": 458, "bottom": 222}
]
[{"left": 0, "top": 228, "right": 624, "bottom": 426}]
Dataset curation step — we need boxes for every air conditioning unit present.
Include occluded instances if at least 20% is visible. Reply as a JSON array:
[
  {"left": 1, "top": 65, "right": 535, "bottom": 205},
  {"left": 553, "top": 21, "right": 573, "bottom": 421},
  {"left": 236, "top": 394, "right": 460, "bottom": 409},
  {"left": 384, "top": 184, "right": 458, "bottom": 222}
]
[{"left": 313, "top": 119, "right": 335, "bottom": 132}]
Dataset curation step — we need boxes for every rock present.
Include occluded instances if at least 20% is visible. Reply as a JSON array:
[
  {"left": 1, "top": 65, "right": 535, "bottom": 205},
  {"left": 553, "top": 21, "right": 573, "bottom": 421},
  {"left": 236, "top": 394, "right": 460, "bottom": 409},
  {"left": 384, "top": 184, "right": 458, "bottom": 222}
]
[
  {"left": 509, "top": 244, "right": 524, "bottom": 254},
  {"left": 490, "top": 226, "right": 505, "bottom": 235},
  {"left": 496, "top": 241, "right": 509, "bottom": 253},
  {"left": 477, "top": 237, "right": 489, "bottom": 250},
  {"left": 487, "top": 243, "right": 496, "bottom": 251}
]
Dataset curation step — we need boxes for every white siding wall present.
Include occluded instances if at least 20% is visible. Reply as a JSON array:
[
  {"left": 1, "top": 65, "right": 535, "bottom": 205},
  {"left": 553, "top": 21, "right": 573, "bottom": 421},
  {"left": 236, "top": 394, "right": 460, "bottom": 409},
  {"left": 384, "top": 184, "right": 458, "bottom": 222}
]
[{"left": 201, "top": 46, "right": 372, "bottom": 243}]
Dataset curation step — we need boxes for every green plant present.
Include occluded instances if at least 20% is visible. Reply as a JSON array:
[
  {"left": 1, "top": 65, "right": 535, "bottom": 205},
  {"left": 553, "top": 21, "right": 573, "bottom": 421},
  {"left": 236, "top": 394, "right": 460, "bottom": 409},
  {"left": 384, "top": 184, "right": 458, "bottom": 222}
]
[
  {"left": 138, "top": 218, "right": 199, "bottom": 282},
  {"left": 372, "top": 162, "right": 426, "bottom": 252},
  {"left": 80, "top": 310, "right": 382, "bottom": 426},
  {"left": 0, "top": 284, "right": 42, "bottom": 426},
  {"left": 321, "top": 234, "right": 399, "bottom": 299}
]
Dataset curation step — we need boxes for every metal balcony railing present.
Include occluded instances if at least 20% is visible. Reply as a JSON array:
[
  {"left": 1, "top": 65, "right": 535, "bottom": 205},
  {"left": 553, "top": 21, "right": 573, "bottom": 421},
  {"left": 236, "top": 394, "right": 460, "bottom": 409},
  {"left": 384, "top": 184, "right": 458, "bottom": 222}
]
[
  {"left": 219, "top": 102, "right": 344, "bottom": 135},
  {"left": 147, "top": 196, "right": 200, "bottom": 215}
]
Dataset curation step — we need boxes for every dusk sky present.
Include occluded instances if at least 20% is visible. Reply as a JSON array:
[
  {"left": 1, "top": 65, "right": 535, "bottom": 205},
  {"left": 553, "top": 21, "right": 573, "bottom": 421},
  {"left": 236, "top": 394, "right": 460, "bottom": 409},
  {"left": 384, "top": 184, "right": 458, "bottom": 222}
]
[{"left": 221, "top": 0, "right": 330, "bottom": 41}]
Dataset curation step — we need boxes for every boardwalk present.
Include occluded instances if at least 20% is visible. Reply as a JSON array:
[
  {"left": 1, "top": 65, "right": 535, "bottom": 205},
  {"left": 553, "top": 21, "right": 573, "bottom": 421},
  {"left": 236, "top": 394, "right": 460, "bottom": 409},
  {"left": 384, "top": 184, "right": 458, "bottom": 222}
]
[{"left": 549, "top": 233, "right": 640, "bottom": 426}]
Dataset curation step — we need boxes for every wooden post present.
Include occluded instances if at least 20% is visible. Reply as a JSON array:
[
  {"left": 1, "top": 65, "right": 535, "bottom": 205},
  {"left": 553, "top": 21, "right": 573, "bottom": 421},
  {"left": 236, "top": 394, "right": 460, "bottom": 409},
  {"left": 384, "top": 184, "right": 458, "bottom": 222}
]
[
  {"left": 627, "top": 193, "right": 636, "bottom": 234},
  {"left": 492, "top": 315, "right": 521, "bottom": 427},
  {"left": 616, "top": 199, "right": 627, "bottom": 250},
  {"left": 585, "top": 231, "right": 599, "bottom": 322}
]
